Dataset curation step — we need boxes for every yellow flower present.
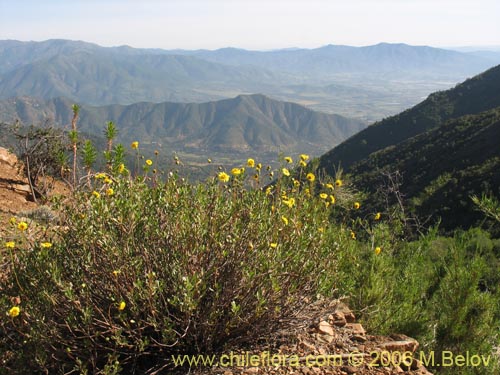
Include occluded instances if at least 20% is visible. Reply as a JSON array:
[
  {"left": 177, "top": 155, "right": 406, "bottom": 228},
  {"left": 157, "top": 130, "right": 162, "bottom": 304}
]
[
  {"left": 40, "top": 242, "right": 52, "bottom": 248},
  {"left": 335, "top": 179, "right": 343, "bottom": 187},
  {"left": 231, "top": 167, "right": 243, "bottom": 176},
  {"left": 350, "top": 231, "right": 356, "bottom": 240},
  {"left": 92, "top": 191, "right": 101, "bottom": 198},
  {"left": 281, "top": 215, "right": 289, "bottom": 225},
  {"left": 265, "top": 187, "right": 272, "bottom": 195},
  {"left": 293, "top": 179, "right": 300, "bottom": 187},
  {"left": 270, "top": 243, "right": 278, "bottom": 249},
  {"left": 304, "top": 188, "right": 311, "bottom": 197},
  {"left": 374, "top": 212, "right": 381, "bottom": 220},
  {"left": 252, "top": 174, "right": 259, "bottom": 181},
  {"left": 17, "top": 221, "right": 28, "bottom": 231},
  {"left": 283, "top": 197, "right": 296, "bottom": 208},
  {"left": 318, "top": 227, "right": 324, "bottom": 233},
  {"left": 218, "top": 172, "right": 230, "bottom": 182},
  {"left": 354, "top": 202, "right": 361, "bottom": 210},
  {"left": 103, "top": 177, "right": 112, "bottom": 184},
  {"left": 106, "top": 188, "right": 114, "bottom": 196},
  {"left": 325, "top": 183, "right": 334, "bottom": 190},
  {"left": 299, "top": 160, "right": 307, "bottom": 167},
  {"left": 256, "top": 163, "right": 262, "bottom": 171},
  {"left": 247, "top": 158, "right": 255, "bottom": 168},
  {"left": 300, "top": 154, "right": 309, "bottom": 161},
  {"left": 118, "top": 163, "right": 125, "bottom": 173},
  {"left": 306, "top": 173, "right": 315, "bottom": 182},
  {"left": 95, "top": 172, "right": 106, "bottom": 180},
  {"left": 375, "top": 246, "right": 382, "bottom": 255},
  {"left": 319, "top": 193, "right": 328, "bottom": 199},
  {"left": 207, "top": 158, "right": 212, "bottom": 163},
  {"left": 131, "top": 141, "right": 139, "bottom": 149},
  {"left": 5, "top": 241, "right": 15, "bottom": 249},
  {"left": 329, "top": 195, "right": 336, "bottom": 204},
  {"left": 284, "top": 156, "right": 293, "bottom": 164},
  {"left": 282, "top": 168, "right": 290, "bottom": 177},
  {"left": 8, "top": 306, "right": 20, "bottom": 318},
  {"left": 9, "top": 217, "right": 17, "bottom": 225},
  {"left": 113, "top": 270, "right": 120, "bottom": 276},
  {"left": 145, "top": 159, "right": 153, "bottom": 166},
  {"left": 118, "top": 301, "right": 126, "bottom": 311}
]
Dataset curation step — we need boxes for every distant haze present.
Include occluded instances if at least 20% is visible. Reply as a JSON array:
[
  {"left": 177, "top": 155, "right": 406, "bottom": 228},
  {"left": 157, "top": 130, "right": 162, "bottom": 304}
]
[{"left": 1, "top": 0, "right": 499, "bottom": 50}]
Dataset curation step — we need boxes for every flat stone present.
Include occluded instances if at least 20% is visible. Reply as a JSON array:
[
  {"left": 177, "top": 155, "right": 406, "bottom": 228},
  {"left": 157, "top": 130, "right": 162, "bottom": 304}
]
[
  {"left": 380, "top": 339, "right": 419, "bottom": 353},
  {"left": 318, "top": 320, "right": 334, "bottom": 336}
]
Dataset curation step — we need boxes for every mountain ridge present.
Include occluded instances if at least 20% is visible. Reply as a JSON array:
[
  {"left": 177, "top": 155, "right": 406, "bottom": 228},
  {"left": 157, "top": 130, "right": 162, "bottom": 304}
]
[{"left": 0, "top": 94, "right": 366, "bottom": 156}]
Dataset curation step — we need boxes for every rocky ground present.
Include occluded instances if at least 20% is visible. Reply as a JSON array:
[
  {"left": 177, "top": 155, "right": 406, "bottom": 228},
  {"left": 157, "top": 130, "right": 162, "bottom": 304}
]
[{"left": 196, "top": 299, "right": 432, "bottom": 375}]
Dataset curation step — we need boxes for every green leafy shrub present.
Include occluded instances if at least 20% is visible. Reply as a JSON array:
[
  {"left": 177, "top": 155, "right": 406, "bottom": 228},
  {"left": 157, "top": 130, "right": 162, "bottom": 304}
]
[{"left": 0, "top": 152, "right": 356, "bottom": 374}]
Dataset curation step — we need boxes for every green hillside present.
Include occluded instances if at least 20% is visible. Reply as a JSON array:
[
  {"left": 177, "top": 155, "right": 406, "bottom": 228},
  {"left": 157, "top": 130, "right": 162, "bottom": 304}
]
[
  {"left": 318, "top": 64, "right": 500, "bottom": 175},
  {"left": 350, "top": 108, "right": 500, "bottom": 230}
]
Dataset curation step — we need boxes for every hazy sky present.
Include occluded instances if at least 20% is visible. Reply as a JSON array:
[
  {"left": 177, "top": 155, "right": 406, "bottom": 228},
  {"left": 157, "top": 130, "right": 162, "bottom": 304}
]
[{"left": 1, "top": 0, "right": 499, "bottom": 50}]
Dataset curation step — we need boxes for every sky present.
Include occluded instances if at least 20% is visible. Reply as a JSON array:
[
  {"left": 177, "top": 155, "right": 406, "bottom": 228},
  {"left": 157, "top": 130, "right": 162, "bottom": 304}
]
[{"left": 1, "top": 0, "right": 499, "bottom": 50}]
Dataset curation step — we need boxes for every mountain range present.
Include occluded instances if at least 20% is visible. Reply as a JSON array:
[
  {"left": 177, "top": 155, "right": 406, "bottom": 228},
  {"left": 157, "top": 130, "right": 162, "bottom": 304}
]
[
  {"left": 317, "top": 64, "right": 500, "bottom": 230},
  {"left": 1, "top": 39, "right": 498, "bottom": 122},
  {"left": 0, "top": 94, "right": 366, "bottom": 157}
]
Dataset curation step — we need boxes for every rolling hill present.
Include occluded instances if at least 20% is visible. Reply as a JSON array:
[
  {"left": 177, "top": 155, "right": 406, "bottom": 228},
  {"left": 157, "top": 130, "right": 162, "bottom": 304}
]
[
  {"left": 0, "top": 50, "right": 281, "bottom": 105},
  {"left": 316, "top": 64, "right": 500, "bottom": 230},
  {"left": 0, "top": 94, "right": 366, "bottom": 157}
]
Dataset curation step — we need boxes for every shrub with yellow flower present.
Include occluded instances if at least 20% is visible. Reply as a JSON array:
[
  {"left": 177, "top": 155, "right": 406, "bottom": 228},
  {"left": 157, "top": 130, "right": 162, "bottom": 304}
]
[
  {"left": 231, "top": 167, "right": 243, "bottom": 176},
  {"left": 283, "top": 197, "right": 296, "bottom": 208},
  {"left": 218, "top": 172, "right": 230, "bottom": 182},
  {"left": 8, "top": 306, "right": 20, "bottom": 318},
  {"left": 17, "top": 221, "right": 28, "bottom": 231}
]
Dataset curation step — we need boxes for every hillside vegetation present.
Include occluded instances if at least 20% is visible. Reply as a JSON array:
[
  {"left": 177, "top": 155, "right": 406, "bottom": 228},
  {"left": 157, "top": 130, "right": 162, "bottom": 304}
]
[{"left": 317, "top": 64, "right": 500, "bottom": 230}]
